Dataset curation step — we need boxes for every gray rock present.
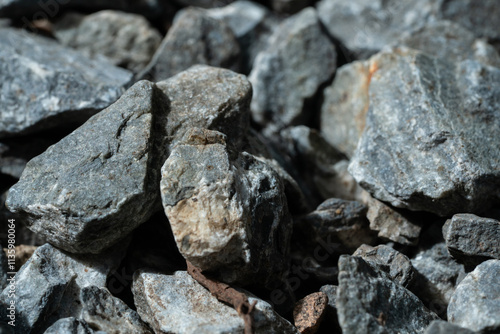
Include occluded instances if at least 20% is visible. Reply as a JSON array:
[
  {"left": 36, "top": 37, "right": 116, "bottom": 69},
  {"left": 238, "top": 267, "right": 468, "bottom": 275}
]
[
  {"left": 140, "top": 8, "right": 240, "bottom": 82},
  {"left": 448, "top": 260, "right": 500, "bottom": 333},
  {"left": 353, "top": 244, "right": 415, "bottom": 288},
  {"left": 43, "top": 318, "right": 94, "bottom": 334},
  {"left": 132, "top": 270, "right": 299, "bottom": 334},
  {"left": 443, "top": 214, "right": 500, "bottom": 270},
  {"left": 337, "top": 255, "right": 439, "bottom": 334},
  {"left": 0, "top": 242, "right": 126, "bottom": 333},
  {"left": 249, "top": 7, "right": 336, "bottom": 132},
  {"left": 80, "top": 286, "right": 152, "bottom": 334},
  {"left": 424, "top": 320, "right": 475, "bottom": 334},
  {"left": 348, "top": 48, "right": 500, "bottom": 216},
  {"left": 411, "top": 243, "right": 466, "bottom": 317},
  {"left": 54, "top": 10, "right": 162, "bottom": 73},
  {"left": 319, "top": 285, "right": 340, "bottom": 330},
  {"left": 6, "top": 80, "right": 169, "bottom": 254},
  {"left": 161, "top": 128, "right": 291, "bottom": 287},
  {"left": 0, "top": 247, "right": 6, "bottom": 290},
  {"left": 0, "top": 27, "right": 132, "bottom": 138}
]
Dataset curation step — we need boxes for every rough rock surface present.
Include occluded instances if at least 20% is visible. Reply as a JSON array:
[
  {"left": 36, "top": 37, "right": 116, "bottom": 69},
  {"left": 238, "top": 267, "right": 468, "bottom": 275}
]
[
  {"left": 348, "top": 48, "right": 500, "bottom": 216},
  {"left": 337, "top": 255, "right": 438, "bottom": 334},
  {"left": 443, "top": 214, "right": 500, "bottom": 269},
  {"left": 0, "top": 27, "right": 132, "bottom": 137},
  {"left": 141, "top": 8, "right": 240, "bottom": 82},
  {"left": 161, "top": 128, "right": 291, "bottom": 287},
  {"left": 132, "top": 270, "right": 299, "bottom": 334},
  {"left": 6, "top": 81, "right": 169, "bottom": 254},
  {"left": 43, "top": 317, "right": 95, "bottom": 334},
  {"left": 293, "top": 292, "right": 328, "bottom": 334},
  {"left": 54, "top": 10, "right": 162, "bottom": 73},
  {"left": 448, "top": 260, "right": 500, "bottom": 333},
  {"left": 319, "top": 285, "right": 339, "bottom": 329},
  {"left": 0, "top": 243, "right": 126, "bottom": 334},
  {"left": 424, "top": 320, "right": 474, "bottom": 334},
  {"left": 249, "top": 7, "right": 336, "bottom": 131},
  {"left": 353, "top": 244, "right": 415, "bottom": 288}
]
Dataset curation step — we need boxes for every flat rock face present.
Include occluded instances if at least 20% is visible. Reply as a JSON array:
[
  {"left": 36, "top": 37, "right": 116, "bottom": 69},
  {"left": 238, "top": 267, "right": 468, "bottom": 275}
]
[
  {"left": 54, "top": 10, "right": 162, "bottom": 73},
  {"left": 132, "top": 270, "right": 299, "bottom": 334},
  {"left": 337, "top": 255, "right": 438, "bottom": 334},
  {"left": 0, "top": 28, "right": 132, "bottom": 137},
  {"left": 448, "top": 260, "right": 500, "bottom": 333},
  {"left": 249, "top": 7, "right": 336, "bottom": 131},
  {"left": 161, "top": 128, "right": 291, "bottom": 287},
  {"left": 348, "top": 48, "right": 500, "bottom": 216},
  {"left": 443, "top": 214, "right": 500, "bottom": 269},
  {"left": 141, "top": 8, "right": 240, "bottom": 82},
  {"left": 6, "top": 81, "right": 169, "bottom": 254}
]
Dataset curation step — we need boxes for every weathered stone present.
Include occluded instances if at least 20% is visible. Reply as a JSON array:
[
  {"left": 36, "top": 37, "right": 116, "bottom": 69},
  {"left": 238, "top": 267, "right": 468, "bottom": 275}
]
[
  {"left": 0, "top": 27, "right": 132, "bottom": 138},
  {"left": 448, "top": 260, "right": 500, "bottom": 333},
  {"left": 54, "top": 10, "right": 162, "bottom": 73},
  {"left": 337, "top": 255, "right": 438, "bottom": 334},
  {"left": 132, "top": 270, "right": 299, "bottom": 334},
  {"left": 140, "top": 8, "right": 240, "bottom": 82},
  {"left": 0, "top": 242, "right": 126, "bottom": 333},
  {"left": 43, "top": 318, "right": 94, "bottom": 334},
  {"left": 6, "top": 80, "right": 169, "bottom": 254},
  {"left": 81, "top": 286, "right": 152, "bottom": 334},
  {"left": 443, "top": 214, "right": 500, "bottom": 269},
  {"left": 249, "top": 8, "right": 336, "bottom": 131},
  {"left": 4, "top": 244, "right": 36, "bottom": 271},
  {"left": 424, "top": 320, "right": 474, "bottom": 334},
  {"left": 293, "top": 292, "right": 328, "bottom": 334},
  {"left": 161, "top": 128, "right": 291, "bottom": 287},
  {"left": 319, "top": 285, "right": 339, "bottom": 329},
  {"left": 353, "top": 244, "right": 415, "bottom": 288},
  {"left": 411, "top": 243, "right": 466, "bottom": 317},
  {"left": 348, "top": 48, "right": 500, "bottom": 216}
]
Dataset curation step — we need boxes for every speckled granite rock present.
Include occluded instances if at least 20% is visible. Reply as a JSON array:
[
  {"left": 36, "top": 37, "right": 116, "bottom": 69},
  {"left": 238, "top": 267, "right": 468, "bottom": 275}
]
[{"left": 293, "top": 292, "right": 328, "bottom": 334}]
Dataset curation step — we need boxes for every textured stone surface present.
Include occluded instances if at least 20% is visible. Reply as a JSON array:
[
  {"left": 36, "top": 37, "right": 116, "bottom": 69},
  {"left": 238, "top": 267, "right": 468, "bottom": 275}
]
[
  {"left": 140, "top": 8, "right": 240, "bottom": 82},
  {"left": 348, "top": 48, "right": 500, "bottom": 216},
  {"left": 6, "top": 81, "right": 169, "bottom": 254},
  {"left": 54, "top": 10, "right": 162, "bottom": 73},
  {"left": 443, "top": 214, "right": 500, "bottom": 269},
  {"left": 293, "top": 292, "right": 328, "bottom": 334},
  {"left": 319, "top": 285, "right": 339, "bottom": 328},
  {"left": 424, "top": 320, "right": 474, "bottom": 334},
  {"left": 353, "top": 244, "right": 415, "bottom": 288},
  {"left": 161, "top": 128, "right": 291, "bottom": 287},
  {"left": 7, "top": 244, "right": 36, "bottom": 271},
  {"left": 132, "top": 270, "right": 299, "bottom": 334},
  {"left": 249, "top": 7, "right": 336, "bottom": 131},
  {"left": 448, "top": 260, "right": 500, "bottom": 333},
  {"left": 337, "top": 255, "right": 438, "bottom": 334},
  {"left": 81, "top": 286, "right": 152, "bottom": 334},
  {"left": 43, "top": 318, "right": 94, "bottom": 334},
  {"left": 0, "top": 27, "right": 132, "bottom": 138},
  {"left": 0, "top": 243, "right": 126, "bottom": 334}
]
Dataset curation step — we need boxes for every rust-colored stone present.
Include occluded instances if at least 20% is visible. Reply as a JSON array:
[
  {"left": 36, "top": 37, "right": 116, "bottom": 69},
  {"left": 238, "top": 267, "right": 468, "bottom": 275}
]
[{"left": 293, "top": 292, "right": 328, "bottom": 334}]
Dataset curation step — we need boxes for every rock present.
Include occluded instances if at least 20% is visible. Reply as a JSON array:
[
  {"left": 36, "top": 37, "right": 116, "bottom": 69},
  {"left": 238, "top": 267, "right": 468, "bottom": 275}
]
[
  {"left": 424, "top": 320, "right": 474, "bottom": 334},
  {"left": 3, "top": 244, "right": 37, "bottom": 271},
  {"left": 249, "top": 8, "right": 336, "bottom": 132},
  {"left": 443, "top": 214, "right": 500, "bottom": 270},
  {"left": 348, "top": 48, "right": 500, "bottom": 216},
  {"left": 353, "top": 244, "right": 415, "bottom": 288},
  {"left": 293, "top": 292, "right": 328, "bottom": 334},
  {"left": 140, "top": 8, "right": 240, "bottom": 82},
  {"left": 54, "top": 10, "right": 162, "bottom": 73},
  {"left": 411, "top": 243, "right": 466, "bottom": 317},
  {"left": 132, "top": 270, "right": 300, "bottom": 334},
  {"left": 319, "top": 285, "right": 340, "bottom": 329},
  {"left": 80, "top": 286, "right": 152, "bottom": 334},
  {"left": 448, "top": 260, "right": 500, "bottom": 333},
  {"left": 6, "top": 80, "right": 169, "bottom": 254},
  {"left": 43, "top": 318, "right": 94, "bottom": 334},
  {"left": 0, "top": 27, "right": 132, "bottom": 138},
  {"left": 161, "top": 128, "right": 291, "bottom": 287},
  {"left": 337, "top": 255, "right": 438, "bottom": 334},
  {"left": 0, "top": 247, "right": 6, "bottom": 290},
  {"left": 0, "top": 242, "right": 126, "bottom": 333}
]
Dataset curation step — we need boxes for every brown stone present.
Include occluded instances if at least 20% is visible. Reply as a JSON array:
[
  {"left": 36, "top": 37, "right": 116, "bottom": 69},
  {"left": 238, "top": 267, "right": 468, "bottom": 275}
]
[{"left": 293, "top": 292, "right": 328, "bottom": 334}]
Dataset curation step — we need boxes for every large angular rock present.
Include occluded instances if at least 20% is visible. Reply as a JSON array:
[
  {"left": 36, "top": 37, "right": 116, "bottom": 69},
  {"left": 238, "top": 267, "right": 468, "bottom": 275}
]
[
  {"left": 140, "top": 8, "right": 240, "bottom": 82},
  {"left": 161, "top": 128, "right": 291, "bottom": 287},
  {"left": 0, "top": 27, "right": 132, "bottom": 138},
  {"left": 6, "top": 81, "right": 169, "bottom": 254},
  {"left": 132, "top": 270, "right": 299, "bottom": 334},
  {"left": 54, "top": 10, "right": 162, "bottom": 73},
  {"left": 348, "top": 48, "right": 500, "bottom": 216},
  {"left": 249, "top": 7, "right": 336, "bottom": 131},
  {"left": 443, "top": 214, "right": 500, "bottom": 269},
  {"left": 448, "top": 260, "right": 500, "bottom": 333},
  {"left": 337, "top": 255, "right": 438, "bottom": 334},
  {"left": 0, "top": 243, "right": 126, "bottom": 334}
]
